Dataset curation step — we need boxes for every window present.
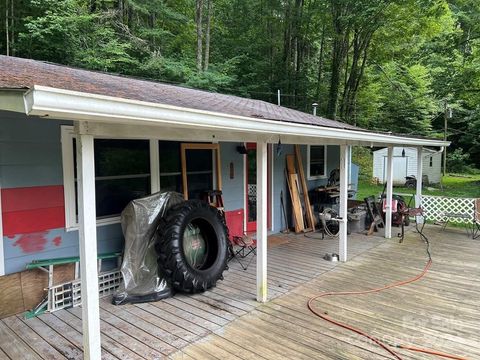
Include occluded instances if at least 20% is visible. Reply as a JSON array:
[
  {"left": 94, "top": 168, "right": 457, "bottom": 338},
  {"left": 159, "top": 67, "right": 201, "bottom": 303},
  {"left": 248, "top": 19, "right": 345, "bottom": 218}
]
[
  {"left": 62, "top": 126, "right": 151, "bottom": 230},
  {"left": 429, "top": 156, "right": 433, "bottom": 167},
  {"left": 307, "top": 145, "right": 327, "bottom": 179},
  {"left": 159, "top": 141, "right": 214, "bottom": 199}
]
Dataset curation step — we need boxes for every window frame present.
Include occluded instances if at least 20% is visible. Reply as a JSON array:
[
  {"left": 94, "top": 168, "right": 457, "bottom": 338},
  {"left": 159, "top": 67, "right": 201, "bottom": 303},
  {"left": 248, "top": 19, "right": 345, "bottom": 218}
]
[
  {"left": 180, "top": 143, "right": 220, "bottom": 200},
  {"left": 61, "top": 126, "right": 158, "bottom": 231},
  {"left": 307, "top": 145, "right": 328, "bottom": 180}
]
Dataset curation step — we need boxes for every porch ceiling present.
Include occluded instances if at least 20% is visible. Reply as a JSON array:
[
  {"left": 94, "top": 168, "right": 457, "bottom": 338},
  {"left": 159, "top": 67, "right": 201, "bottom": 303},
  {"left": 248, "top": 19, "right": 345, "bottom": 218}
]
[{"left": 18, "top": 85, "right": 449, "bottom": 148}]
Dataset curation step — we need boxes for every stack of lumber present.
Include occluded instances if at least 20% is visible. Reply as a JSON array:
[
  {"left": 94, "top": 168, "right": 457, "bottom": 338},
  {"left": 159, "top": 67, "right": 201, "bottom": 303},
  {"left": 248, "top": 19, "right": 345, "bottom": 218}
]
[{"left": 285, "top": 145, "right": 315, "bottom": 233}]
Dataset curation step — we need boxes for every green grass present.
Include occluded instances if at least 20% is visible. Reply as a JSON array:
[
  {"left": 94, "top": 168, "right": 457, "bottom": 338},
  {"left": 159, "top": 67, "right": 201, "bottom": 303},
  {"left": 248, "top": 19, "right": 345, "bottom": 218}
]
[{"left": 356, "top": 174, "right": 480, "bottom": 201}]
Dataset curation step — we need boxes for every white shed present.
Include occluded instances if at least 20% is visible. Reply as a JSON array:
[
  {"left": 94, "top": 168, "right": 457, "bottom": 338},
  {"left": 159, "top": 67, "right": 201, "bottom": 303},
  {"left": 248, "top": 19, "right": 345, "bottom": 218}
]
[{"left": 373, "top": 147, "right": 442, "bottom": 185}]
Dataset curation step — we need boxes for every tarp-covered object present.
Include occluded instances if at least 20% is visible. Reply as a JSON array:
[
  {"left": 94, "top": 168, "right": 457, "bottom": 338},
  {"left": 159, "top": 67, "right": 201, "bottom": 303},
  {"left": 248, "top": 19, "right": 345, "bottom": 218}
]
[{"left": 113, "top": 191, "right": 185, "bottom": 305}]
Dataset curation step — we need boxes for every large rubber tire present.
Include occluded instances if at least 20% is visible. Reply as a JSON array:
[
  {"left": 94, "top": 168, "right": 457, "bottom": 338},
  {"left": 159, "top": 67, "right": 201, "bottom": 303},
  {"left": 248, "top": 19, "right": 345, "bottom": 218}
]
[{"left": 155, "top": 200, "right": 229, "bottom": 293}]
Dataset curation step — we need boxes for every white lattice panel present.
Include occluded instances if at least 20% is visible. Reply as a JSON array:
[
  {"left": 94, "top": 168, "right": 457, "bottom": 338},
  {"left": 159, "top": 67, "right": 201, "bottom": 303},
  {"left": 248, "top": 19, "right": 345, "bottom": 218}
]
[
  {"left": 422, "top": 195, "right": 475, "bottom": 224},
  {"left": 48, "top": 270, "right": 122, "bottom": 312}
]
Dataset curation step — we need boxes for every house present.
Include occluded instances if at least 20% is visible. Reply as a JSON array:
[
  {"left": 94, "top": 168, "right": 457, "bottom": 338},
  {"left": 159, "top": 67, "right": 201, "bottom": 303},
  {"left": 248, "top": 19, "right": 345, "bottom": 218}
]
[
  {"left": 0, "top": 55, "right": 448, "bottom": 358},
  {"left": 373, "top": 147, "right": 443, "bottom": 185}
]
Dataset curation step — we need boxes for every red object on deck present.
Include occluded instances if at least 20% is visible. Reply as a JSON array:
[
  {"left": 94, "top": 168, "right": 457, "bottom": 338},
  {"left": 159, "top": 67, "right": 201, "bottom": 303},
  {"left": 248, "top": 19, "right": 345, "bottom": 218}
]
[{"left": 224, "top": 209, "right": 244, "bottom": 240}]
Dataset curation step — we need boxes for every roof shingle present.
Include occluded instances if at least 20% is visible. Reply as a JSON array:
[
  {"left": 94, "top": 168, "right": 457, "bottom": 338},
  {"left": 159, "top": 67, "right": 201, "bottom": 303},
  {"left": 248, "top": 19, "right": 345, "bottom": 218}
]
[{"left": 0, "top": 55, "right": 358, "bottom": 131}]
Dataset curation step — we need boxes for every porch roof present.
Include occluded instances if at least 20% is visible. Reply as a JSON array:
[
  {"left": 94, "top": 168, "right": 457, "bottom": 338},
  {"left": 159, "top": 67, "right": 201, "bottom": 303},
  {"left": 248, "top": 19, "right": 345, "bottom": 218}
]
[{"left": 0, "top": 55, "right": 448, "bottom": 147}]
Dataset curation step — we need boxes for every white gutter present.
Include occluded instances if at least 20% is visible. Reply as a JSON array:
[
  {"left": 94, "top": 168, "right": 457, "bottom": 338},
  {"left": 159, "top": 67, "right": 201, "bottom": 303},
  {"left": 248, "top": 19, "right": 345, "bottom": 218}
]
[
  {"left": 23, "top": 85, "right": 450, "bottom": 147},
  {"left": 422, "top": 147, "right": 444, "bottom": 158}
]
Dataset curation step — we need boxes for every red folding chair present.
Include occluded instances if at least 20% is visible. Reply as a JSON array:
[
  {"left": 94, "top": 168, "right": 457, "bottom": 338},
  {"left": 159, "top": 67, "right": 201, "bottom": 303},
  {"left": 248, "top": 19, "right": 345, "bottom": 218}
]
[{"left": 224, "top": 210, "right": 257, "bottom": 270}]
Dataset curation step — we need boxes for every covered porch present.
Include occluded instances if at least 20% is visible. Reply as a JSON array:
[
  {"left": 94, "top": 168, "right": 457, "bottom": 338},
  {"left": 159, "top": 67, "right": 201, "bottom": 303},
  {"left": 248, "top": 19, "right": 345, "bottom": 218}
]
[
  {"left": 0, "top": 226, "right": 477, "bottom": 359},
  {"left": 19, "top": 84, "right": 449, "bottom": 358},
  {"left": 0, "top": 56, "right": 450, "bottom": 358}
]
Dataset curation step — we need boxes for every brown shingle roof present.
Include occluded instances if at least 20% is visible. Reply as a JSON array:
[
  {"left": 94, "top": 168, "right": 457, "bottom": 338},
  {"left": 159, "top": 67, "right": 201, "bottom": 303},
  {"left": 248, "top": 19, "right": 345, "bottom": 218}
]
[{"left": 0, "top": 55, "right": 358, "bottom": 130}]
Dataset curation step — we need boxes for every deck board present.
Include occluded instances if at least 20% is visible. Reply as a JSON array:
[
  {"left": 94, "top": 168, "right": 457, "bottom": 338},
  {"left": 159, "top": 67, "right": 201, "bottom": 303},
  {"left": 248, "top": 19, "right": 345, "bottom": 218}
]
[{"left": 1, "top": 226, "right": 478, "bottom": 359}]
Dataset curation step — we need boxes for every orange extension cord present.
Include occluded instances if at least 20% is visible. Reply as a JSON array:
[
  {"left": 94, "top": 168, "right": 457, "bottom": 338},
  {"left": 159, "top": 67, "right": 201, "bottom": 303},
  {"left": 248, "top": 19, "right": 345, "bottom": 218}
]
[{"left": 308, "top": 243, "right": 468, "bottom": 360}]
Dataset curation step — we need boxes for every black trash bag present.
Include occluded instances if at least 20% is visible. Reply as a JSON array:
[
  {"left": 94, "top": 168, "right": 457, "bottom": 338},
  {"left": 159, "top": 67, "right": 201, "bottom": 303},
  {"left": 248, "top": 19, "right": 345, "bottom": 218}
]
[{"left": 112, "top": 191, "right": 185, "bottom": 305}]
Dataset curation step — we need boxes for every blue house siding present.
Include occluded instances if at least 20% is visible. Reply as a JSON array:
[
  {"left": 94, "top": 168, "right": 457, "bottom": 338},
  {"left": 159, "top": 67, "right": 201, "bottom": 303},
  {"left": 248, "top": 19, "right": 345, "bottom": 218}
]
[
  {"left": 219, "top": 142, "right": 244, "bottom": 212},
  {"left": 1, "top": 111, "right": 124, "bottom": 274},
  {"left": 0, "top": 110, "right": 68, "bottom": 188}
]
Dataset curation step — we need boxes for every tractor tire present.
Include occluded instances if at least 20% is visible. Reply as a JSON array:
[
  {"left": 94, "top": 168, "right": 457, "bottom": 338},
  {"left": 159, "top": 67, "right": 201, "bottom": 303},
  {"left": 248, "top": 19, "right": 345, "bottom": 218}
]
[{"left": 155, "top": 200, "right": 229, "bottom": 293}]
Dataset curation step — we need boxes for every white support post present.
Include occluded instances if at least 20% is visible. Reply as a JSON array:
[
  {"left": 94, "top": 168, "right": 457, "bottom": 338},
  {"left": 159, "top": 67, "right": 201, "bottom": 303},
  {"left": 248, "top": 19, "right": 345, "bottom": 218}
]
[
  {"left": 256, "top": 141, "right": 268, "bottom": 302},
  {"left": 149, "top": 139, "right": 160, "bottom": 193},
  {"left": 385, "top": 146, "right": 394, "bottom": 238},
  {"left": 339, "top": 145, "right": 349, "bottom": 262},
  {"left": 76, "top": 126, "right": 102, "bottom": 359},
  {"left": 416, "top": 147, "right": 424, "bottom": 223}
]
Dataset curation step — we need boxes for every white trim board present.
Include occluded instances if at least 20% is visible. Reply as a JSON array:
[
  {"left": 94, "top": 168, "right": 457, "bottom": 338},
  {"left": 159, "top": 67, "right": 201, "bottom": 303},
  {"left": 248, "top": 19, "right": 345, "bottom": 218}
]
[
  {"left": 24, "top": 86, "right": 450, "bottom": 148},
  {"left": 61, "top": 125, "right": 155, "bottom": 231}
]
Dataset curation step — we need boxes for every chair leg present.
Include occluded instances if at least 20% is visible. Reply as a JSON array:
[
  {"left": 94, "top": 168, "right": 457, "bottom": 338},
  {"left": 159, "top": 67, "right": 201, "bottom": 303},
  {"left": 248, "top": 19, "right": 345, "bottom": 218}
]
[
  {"left": 472, "top": 224, "right": 479, "bottom": 239},
  {"left": 441, "top": 219, "right": 449, "bottom": 231}
]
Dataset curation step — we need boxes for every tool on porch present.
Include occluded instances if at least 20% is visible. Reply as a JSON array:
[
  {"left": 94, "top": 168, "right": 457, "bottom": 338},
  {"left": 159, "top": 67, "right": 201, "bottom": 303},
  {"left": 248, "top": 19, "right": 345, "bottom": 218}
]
[
  {"left": 319, "top": 208, "right": 340, "bottom": 238},
  {"left": 364, "top": 196, "right": 384, "bottom": 235},
  {"left": 280, "top": 190, "right": 290, "bottom": 233},
  {"left": 25, "top": 252, "right": 123, "bottom": 318},
  {"left": 308, "top": 220, "right": 467, "bottom": 360}
]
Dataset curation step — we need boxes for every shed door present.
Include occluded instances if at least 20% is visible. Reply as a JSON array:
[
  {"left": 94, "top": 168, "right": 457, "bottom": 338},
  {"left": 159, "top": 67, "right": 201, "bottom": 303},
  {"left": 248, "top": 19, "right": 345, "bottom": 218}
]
[{"left": 383, "top": 156, "right": 407, "bottom": 184}]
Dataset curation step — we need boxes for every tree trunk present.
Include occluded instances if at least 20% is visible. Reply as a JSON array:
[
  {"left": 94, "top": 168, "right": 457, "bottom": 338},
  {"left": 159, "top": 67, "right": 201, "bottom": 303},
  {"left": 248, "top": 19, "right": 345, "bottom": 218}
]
[
  {"left": 203, "top": 0, "right": 212, "bottom": 71},
  {"left": 196, "top": 0, "right": 204, "bottom": 72},
  {"left": 10, "top": 0, "right": 14, "bottom": 56},
  {"left": 340, "top": 28, "right": 373, "bottom": 122},
  {"left": 327, "top": 29, "right": 348, "bottom": 119},
  {"left": 5, "top": 0, "right": 9, "bottom": 57},
  {"left": 127, "top": 5, "right": 133, "bottom": 29},
  {"left": 315, "top": 23, "right": 326, "bottom": 102},
  {"left": 327, "top": 1, "right": 350, "bottom": 120}
]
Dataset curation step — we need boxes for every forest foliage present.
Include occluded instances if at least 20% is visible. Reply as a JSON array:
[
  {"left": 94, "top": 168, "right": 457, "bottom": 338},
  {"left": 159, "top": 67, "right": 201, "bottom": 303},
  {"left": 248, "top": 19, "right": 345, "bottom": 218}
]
[{"left": 1, "top": 0, "right": 480, "bottom": 168}]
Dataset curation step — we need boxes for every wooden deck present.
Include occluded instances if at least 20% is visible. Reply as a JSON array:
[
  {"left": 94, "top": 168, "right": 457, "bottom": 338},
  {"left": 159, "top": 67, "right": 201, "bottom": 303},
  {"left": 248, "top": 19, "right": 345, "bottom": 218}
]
[{"left": 1, "top": 226, "right": 478, "bottom": 359}]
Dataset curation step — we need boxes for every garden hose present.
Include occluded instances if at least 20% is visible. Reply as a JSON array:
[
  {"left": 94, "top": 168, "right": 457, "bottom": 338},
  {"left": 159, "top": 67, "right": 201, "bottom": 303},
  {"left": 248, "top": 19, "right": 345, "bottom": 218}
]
[{"left": 307, "top": 228, "right": 468, "bottom": 360}]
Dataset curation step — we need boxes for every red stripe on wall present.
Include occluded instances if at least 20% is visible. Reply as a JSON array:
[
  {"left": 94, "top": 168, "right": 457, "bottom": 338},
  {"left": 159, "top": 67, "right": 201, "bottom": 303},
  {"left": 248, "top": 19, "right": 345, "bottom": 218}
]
[
  {"left": 1, "top": 185, "right": 64, "bottom": 212},
  {"left": 1, "top": 186, "right": 65, "bottom": 236}
]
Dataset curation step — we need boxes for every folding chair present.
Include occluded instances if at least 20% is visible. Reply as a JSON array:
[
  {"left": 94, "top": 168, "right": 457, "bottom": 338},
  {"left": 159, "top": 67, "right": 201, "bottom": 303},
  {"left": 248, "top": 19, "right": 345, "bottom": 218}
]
[
  {"left": 473, "top": 199, "right": 480, "bottom": 239},
  {"left": 223, "top": 209, "right": 257, "bottom": 270},
  {"left": 230, "top": 234, "right": 257, "bottom": 271}
]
